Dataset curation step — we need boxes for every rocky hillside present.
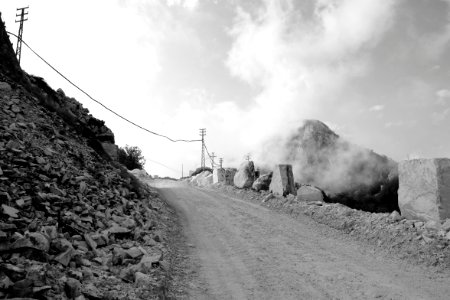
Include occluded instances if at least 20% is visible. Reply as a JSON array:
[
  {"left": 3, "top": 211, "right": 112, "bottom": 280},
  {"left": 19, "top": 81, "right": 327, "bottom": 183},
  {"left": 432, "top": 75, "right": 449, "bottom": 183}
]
[
  {"left": 283, "top": 120, "right": 399, "bottom": 212},
  {"left": 0, "top": 14, "right": 177, "bottom": 299}
]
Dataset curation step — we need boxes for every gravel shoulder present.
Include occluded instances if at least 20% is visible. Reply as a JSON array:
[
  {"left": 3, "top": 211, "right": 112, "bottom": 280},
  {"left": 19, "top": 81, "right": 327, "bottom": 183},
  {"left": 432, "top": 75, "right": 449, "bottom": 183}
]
[{"left": 151, "top": 179, "right": 450, "bottom": 300}]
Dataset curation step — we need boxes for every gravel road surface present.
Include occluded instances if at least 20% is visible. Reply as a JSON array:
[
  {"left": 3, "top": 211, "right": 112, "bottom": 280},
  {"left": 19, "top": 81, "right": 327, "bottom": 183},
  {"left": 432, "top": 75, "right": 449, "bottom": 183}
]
[{"left": 152, "top": 180, "right": 450, "bottom": 300}]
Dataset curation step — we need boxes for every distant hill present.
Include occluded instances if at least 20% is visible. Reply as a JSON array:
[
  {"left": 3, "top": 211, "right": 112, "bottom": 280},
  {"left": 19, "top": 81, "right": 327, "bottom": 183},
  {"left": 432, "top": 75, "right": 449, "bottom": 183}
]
[{"left": 284, "top": 119, "right": 397, "bottom": 194}]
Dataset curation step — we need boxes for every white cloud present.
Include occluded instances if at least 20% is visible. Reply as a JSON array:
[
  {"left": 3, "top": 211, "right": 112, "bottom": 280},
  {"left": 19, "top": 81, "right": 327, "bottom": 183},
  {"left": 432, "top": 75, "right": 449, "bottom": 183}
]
[
  {"left": 224, "top": 0, "right": 399, "bottom": 164},
  {"left": 432, "top": 108, "right": 450, "bottom": 124},
  {"left": 369, "top": 104, "right": 385, "bottom": 112},
  {"left": 436, "top": 89, "right": 450, "bottom": 105}
]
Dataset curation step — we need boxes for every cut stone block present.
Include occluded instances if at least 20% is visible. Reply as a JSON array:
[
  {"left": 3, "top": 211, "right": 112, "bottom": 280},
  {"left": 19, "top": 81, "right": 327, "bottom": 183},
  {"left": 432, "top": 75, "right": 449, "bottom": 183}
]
[
  {"left": 269, "top": 164, "right": 296, "bottom": 196},
  {"left": 213, "top": 168, "right": 226, "bottom": 184},
  {"left": 224, "top": 168, "right": 237, "bottom": 185},
  {"left": 398, "top": 158, "right": 450, "bottom": 222},
  {"left": 234, "top": 162, "right": 255, "bottom": 188}
]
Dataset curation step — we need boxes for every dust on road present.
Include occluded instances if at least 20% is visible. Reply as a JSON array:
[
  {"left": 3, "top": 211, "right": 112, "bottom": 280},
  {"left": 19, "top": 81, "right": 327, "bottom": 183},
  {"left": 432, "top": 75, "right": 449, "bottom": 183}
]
[{"left": 150, "top": 180, "right": 450, "bottom": 300}]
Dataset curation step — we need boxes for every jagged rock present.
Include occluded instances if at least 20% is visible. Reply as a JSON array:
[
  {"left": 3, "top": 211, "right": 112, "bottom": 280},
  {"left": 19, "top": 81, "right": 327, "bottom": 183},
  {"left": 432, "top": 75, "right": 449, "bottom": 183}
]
[
  {"left": 389, "top": 211, "right": 402, "bottom": 222},
  {"left": 125, "top": 247, "right": 144, "bottom": 259},
  {"left": 54, "top": 247, "right": 75, "bottom": 266},
  {"left": 297, "top": 185, "right": 324, "bottom": 202},
  {"left": 399, "top": 159, "right": 450, "bottom": 222},
  {"left": 11, "top": 232, "right": 50, "bottom": 252},
  {"left": 134, "top": 272, "right": 154, "bottom": 287},
  {"left": 112, "top": 247, "right": 127, "bottom": 265},
  {"left": 65, "top": 278, "right": 82, "bottom": 298},
  {"left": 269, "top": 165, "right": 296, "bottom": 196},
  {"left": 0, "top": 82, "right": 11, "bottom": 91},
  {"left": 252, "top": 173, "right": 272, "bottom": 192},
  {"left": 234, "top": 161, "right": 255, "bottom": 189},
  {"left": 213, "top": 168, "right": 226, "bottom": 184},
  {"left": 137, "top": 254, "right": 162, "bottom": 273},
  {"left": 100, "top": 142, "right": 118, "bottom": 161},
  {"left": 1, "top": 204, "right": 19, "bottom": 218}
]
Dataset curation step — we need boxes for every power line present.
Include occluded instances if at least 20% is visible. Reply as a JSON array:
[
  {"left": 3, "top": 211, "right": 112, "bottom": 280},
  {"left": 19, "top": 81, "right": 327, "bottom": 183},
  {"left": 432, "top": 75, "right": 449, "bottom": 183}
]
[
  {"left": 146, "top": 158, "right": 179, "bottom": 173},
  {"left": 204, "top": 143, "right": 219, "bottom": 168},
  {"left": 6, "top": 31, "right": 201, "bottom": 143}
]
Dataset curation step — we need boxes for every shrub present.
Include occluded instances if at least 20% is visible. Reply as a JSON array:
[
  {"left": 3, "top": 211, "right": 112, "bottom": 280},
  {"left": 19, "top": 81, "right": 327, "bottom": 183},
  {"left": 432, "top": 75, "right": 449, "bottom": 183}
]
[
  {"left": 191, "top": 167, "right": 213, "bottom": 177},
  {"left": 118, "top": 145, "right": 146, "bottom": 170}
]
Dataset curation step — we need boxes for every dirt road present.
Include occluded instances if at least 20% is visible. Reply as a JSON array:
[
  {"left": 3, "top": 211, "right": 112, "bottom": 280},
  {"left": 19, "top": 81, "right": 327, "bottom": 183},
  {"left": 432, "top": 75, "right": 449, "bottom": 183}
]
[{"left": 151, "top": 180, "right": 450, "bottom": 300}]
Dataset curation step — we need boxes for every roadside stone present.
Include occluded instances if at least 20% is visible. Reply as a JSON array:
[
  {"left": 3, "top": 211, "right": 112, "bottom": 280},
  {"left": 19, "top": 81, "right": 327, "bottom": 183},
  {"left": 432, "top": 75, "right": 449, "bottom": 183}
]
[
  {"left": 213, "top": 168, "right": 226, "bottom": 184},
  {"left": 297, "top": 185, "right": 325, "bottom": 202},
  {"left": 389, "top": 211, "right": 402, "bottom": 222},
  {"left": 234, "top": 161, "right": 255, "bottom": 189},
  {"left": 252, "top": 173, "right": 272, "bottom": 192},
  {"left": 269, "top": 164, "right": 296, "bottom": 196},
  {"left": 399, "top": 158, "right": 450, "bottom": 222}
]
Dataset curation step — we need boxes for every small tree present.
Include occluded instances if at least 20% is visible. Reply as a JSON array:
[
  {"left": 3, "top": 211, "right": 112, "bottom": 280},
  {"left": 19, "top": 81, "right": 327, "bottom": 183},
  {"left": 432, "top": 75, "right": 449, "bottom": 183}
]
[{"left": 118, "top": 145, "right": 146, "bottom": 170}]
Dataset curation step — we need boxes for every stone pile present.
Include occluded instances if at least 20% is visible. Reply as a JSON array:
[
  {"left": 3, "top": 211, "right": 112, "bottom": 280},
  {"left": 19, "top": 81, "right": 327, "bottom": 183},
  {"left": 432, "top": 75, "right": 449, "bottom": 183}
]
[{"left": 0, "top": 81, "right": 172, "bottom": 299}]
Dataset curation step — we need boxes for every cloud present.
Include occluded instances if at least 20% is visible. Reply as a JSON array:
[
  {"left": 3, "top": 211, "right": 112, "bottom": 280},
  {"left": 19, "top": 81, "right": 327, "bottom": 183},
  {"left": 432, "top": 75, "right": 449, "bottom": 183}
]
[
  {"left": 369, "top": 104, "right": 385, "bottom": 112},
  {"left": 223, "top": 0, "right": 399, "bottom": 165},
  {"left": 432, "top": 108, "right": 450, "bottom": 124},
  {"left": 436, "top": 89, "right": 450, "bottom": 105}
]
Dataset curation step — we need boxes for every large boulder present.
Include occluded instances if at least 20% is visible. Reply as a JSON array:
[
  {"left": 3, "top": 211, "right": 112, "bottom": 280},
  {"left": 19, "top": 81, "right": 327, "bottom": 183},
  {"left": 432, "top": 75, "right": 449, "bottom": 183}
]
[
  {"left": 233, "top": 162, "right": 255, "bottom": 188},
  {"left": 269, "top": 164, "right": 296, "bottom": 196},
  {"left": 252, "top": 173, "right": 272, "bottom": 192},
  {"left": 213, "top": 168, "right": 226, "bottom": 184},
  {"left": 398, "top": 158, "right": 450, "bottom": 222},
  {"left": 297, "top": 185, "right": 325, "bottom": 202}
]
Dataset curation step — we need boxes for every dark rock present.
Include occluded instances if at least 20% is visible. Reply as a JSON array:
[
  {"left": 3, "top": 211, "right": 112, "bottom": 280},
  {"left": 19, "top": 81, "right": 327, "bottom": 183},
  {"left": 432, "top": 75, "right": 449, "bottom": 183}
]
[
  {"left": 252, "top": 173, "right": 272, "bottom": 192},
  {"left": 65, "top": 278, "right": 81, "bottom": 298},
  {"left": 54, "top": 247, "right": 75, "bottom": 266}
]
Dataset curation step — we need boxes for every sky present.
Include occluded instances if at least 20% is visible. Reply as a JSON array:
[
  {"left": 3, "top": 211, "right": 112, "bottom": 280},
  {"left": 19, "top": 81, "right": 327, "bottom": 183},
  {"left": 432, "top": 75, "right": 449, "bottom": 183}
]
[{"left": 1, "top": 0, "right": 450, "bottom": 178}]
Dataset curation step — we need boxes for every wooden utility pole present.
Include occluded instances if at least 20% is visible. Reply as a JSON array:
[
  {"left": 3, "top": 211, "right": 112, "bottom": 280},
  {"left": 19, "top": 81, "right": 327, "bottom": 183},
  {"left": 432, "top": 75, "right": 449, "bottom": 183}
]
[
  {"left": 15, "top": 6, "right": 28, "bottom": 65},
  {"left": 245, "top": 154, "right": 251, "bottom": 161},
  {"left": 210, "top": 152, "right": 216, "bottom": 169},
  {"left": 199, "top": 128, "right": 206, "bottom": 168},
  {"left": 219, "top": 158, "right": 223, "bottom": 168}
]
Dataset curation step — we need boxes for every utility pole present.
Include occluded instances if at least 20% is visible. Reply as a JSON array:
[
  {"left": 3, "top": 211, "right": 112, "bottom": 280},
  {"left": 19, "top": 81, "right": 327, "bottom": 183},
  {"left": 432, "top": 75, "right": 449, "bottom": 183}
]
[
  {"left": 219, "top": 158, "right": 223, "bottom": 169},
  {"left": 210, "top": 152, "right": 216, "bottom": 169},
  {"left": 181, "top": 164, "right": 184, "bottom": 178},
  {"left": 245, "top": 154, "right": 251, "bottom": 161},
  {"left": 15, "top": 6, "right": 29, "bottom": 65},
  {"left": 199, "top": 128, "right": 206, "bottom": 169}
]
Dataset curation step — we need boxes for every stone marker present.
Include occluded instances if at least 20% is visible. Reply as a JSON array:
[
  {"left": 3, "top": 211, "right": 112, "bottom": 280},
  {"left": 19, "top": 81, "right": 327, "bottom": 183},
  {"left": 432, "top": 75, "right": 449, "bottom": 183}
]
[
  {"left": 398, "top": 158, "right": 450, "bottom": 222},
  {"left": 213, "top": 168, "right": 226, "bottom": 184},
  {"left": 269, "top": 164, "right": 296, "bottom": 196},
  {"left": 233, "top": 161, "right": 255, "bottom": 188},
  {"left": 297, "top": 185, "right": 324, "bottom": 202}
]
